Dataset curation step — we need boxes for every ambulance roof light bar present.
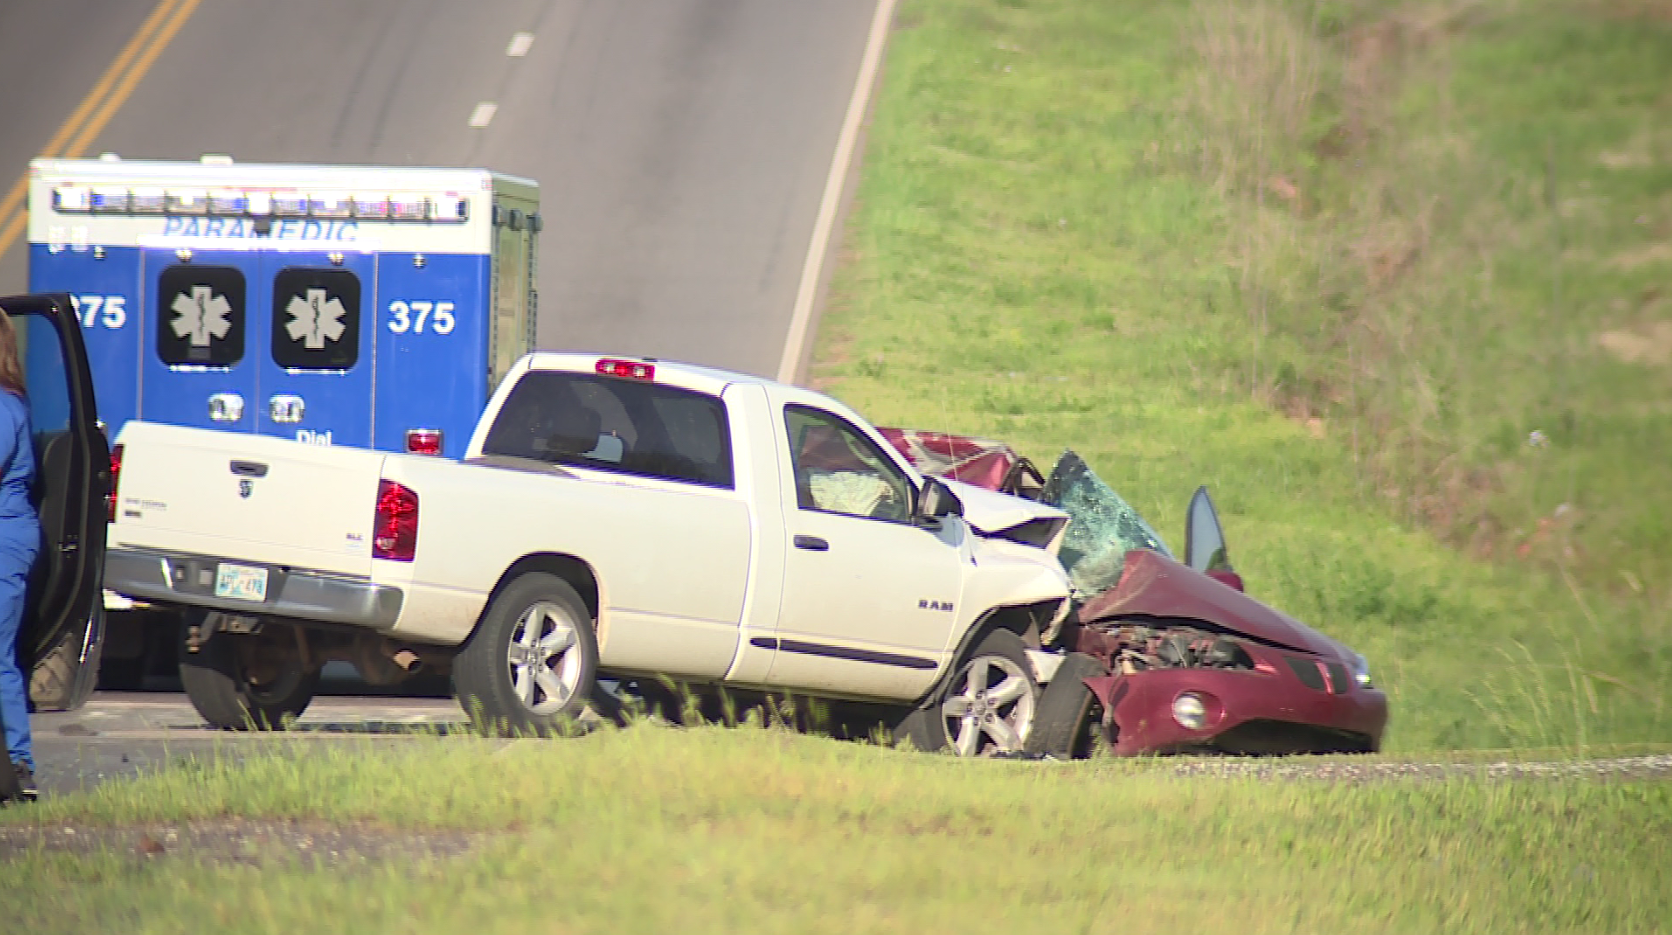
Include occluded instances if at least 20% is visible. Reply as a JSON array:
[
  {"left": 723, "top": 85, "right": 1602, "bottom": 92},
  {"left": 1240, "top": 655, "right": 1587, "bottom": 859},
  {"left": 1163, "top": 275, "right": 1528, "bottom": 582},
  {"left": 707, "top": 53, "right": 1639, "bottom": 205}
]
[
  {"left": 129, "top": 187, "right": 166, "bottom": 214},
  {"left": 52, "top": 186, "right": 90, "bottom": 212},
  {"left": 49, "top": 185, "right": 471, "bottom": 222}
]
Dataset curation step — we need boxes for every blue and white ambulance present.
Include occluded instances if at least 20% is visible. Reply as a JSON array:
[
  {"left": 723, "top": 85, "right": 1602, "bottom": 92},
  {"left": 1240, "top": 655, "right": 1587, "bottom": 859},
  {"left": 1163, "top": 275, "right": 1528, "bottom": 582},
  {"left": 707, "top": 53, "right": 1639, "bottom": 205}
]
[
  {"left": 28, "top": 155, "right": 540, "bottom": 459},
  {"left": 26, "top": 155, "right": 540, "bottom": 689}
]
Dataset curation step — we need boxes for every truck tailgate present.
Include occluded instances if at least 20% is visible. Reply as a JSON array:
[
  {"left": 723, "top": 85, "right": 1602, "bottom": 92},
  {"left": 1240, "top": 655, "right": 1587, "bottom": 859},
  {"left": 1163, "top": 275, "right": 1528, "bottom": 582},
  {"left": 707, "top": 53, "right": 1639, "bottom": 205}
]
[{"left": 110, "top": 422, "right": 386, "bottom": 578}]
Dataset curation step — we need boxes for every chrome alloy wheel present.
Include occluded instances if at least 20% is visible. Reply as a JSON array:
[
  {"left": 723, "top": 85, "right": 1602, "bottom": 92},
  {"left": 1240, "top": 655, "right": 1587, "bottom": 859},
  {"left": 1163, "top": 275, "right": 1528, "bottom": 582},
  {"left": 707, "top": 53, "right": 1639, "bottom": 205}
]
[
  {"left": 942, "top": 654, "right": 1037, "bottom": 756},
  {"left": 505, "top": 601, "right": 585, "bottom": 715}
]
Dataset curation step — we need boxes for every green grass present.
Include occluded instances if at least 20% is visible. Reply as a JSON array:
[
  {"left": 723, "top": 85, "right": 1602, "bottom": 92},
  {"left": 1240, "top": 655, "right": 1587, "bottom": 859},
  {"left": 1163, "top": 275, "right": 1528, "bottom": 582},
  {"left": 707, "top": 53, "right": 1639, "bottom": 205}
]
[
  {"left": 813, "top": 0, "right": 1672, "bottom": 752},
  {"left": 4, "top": 727, "right": 1670, "bottom": 934}
]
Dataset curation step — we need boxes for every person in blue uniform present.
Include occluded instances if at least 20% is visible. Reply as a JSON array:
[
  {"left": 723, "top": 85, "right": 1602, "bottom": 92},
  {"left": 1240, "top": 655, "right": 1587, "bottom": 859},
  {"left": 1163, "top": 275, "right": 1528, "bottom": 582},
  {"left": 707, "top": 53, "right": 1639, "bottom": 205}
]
[{"left": 0, "top": 308, "right": 39, "bottom": 802}]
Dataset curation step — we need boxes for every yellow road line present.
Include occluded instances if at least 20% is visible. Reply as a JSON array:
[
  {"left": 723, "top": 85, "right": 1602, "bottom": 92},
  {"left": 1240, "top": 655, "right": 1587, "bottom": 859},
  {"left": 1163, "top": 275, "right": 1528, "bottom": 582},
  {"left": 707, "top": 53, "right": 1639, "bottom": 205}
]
[
  {"left": 0, "top": 0, "right": 199, "bottom": 262},
  {"left": 63, "top": 0, "right": 201, "bottom": 160},
  {"left": 42, "top": 0, "right": 181, "bottom": 163},
  {"left": 0, "top": 214, "right": 22, "bottom": 265},
  {"left": 0, "top": 0, "right": 178, "bottom": 236}
]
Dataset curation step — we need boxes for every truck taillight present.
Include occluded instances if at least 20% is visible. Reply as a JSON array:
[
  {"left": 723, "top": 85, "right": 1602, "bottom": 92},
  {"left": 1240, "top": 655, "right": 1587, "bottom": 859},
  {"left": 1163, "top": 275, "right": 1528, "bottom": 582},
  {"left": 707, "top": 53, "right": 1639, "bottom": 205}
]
[
  {"left": 596, "top": 358, "right": 654, "bottom": 381},
  {"left": 373, "top": 480, "right": 419, "bottom": 561},
  {"left": 405, "top": 428, "right": 443, "bottom": 456},
  {"left": 107, "top": 445, "right": 123, "bottom": 523}
]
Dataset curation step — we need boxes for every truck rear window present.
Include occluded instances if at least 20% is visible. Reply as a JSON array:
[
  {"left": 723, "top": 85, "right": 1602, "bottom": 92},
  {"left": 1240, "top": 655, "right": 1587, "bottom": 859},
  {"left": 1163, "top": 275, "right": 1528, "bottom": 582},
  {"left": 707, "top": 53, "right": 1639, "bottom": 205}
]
[{"left": 481, "top": 371, "right": 733, "bottom": 489}]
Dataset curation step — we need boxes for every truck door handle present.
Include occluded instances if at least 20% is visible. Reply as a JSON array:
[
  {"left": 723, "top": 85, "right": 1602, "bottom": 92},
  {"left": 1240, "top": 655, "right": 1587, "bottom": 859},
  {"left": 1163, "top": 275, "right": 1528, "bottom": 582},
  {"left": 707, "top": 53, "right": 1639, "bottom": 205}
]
[
  {"left": 793, "top": 535, "right": 829, "bottom": 552},
  {"left": 230, "top": 460, "right": 269, "bottom": 478}
]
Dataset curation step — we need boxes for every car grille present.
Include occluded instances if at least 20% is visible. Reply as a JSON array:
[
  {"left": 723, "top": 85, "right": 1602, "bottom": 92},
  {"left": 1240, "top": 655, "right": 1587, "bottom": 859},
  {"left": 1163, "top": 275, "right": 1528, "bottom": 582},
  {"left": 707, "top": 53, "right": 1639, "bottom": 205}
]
[
  {"left": 1285, "top": 656, "right": 1352, "bottom": 694},
  {"left": 1325, "top": 662, "right": 1351, "bottom": 695},
  {"left": 1285, "top": 656, "right": 1326, "bottom": 691}
]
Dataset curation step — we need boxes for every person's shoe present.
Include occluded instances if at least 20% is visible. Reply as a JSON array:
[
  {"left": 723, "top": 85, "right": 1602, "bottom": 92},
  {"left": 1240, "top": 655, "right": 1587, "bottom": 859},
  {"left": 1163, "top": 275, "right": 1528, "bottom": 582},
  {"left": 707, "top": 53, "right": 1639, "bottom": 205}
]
[{"left": 11, "top": 761, "right": 37, "bottom": 802}]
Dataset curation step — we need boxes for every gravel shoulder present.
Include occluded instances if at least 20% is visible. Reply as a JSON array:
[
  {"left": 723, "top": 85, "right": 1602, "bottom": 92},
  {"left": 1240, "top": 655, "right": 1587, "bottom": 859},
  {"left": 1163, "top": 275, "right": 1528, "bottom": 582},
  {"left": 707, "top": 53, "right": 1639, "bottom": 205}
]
[{"left": 1159, "top": 753, "right": 1672, "bottom": 783}]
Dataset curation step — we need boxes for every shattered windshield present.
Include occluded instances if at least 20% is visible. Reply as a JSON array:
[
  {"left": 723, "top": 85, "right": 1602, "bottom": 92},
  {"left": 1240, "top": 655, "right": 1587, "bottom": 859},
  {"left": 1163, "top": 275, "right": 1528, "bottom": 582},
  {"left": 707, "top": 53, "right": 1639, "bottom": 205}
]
[{"left": 1042, "top": 451, "right": 1172, "bottom": 595}]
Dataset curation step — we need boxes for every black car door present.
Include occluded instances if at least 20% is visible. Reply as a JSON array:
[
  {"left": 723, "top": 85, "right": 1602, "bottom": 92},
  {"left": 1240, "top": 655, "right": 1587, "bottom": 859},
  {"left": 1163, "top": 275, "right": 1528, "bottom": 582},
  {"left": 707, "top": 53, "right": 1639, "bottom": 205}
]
[{"left": 2, "top": 293, "right": 109, "bottom": 664}]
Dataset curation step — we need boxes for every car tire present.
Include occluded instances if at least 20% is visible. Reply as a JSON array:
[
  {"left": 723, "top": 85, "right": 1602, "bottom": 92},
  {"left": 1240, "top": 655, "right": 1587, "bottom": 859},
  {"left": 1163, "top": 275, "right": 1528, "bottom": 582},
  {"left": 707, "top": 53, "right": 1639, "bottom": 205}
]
[
  {"left": 897, "top": 629, "right": 1040, "bottom": 756},
  {"left": 453, "top": 573, "right": 599, "bottom": 737},
  {"left": 1023, "top": 652, "right": 1108, "bottom": 760},
  {"left": 29, "top": 608, "right": 104, "bottom": 712},
  {"left": 178, "top": 617, "right": 321, "bottom": 730}
]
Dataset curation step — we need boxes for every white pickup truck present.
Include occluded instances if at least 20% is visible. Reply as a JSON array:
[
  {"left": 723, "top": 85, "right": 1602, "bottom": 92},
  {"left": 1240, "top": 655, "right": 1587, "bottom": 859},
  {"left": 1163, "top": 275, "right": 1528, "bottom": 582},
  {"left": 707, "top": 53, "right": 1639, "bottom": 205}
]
[{"left": 103, "top": 353, "right": 1075, "bottom": 754}]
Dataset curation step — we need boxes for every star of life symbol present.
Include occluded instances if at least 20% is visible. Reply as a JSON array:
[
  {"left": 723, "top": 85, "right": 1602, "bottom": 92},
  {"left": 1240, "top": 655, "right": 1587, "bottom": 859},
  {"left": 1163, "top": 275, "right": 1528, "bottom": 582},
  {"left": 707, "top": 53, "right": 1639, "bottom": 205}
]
[
  {"left": 170, "top": 285, "right": 233, "bottom": 347},
  {"left": 285, "top": 288, "right": 347, "bottom": 349}
]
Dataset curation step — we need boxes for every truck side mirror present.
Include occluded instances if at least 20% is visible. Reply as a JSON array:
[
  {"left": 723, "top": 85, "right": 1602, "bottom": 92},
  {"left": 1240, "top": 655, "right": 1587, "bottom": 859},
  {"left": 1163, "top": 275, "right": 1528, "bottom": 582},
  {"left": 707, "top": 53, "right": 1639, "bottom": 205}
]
[{"left": 916, "top": 477, "right": 964, "bottom": 522}]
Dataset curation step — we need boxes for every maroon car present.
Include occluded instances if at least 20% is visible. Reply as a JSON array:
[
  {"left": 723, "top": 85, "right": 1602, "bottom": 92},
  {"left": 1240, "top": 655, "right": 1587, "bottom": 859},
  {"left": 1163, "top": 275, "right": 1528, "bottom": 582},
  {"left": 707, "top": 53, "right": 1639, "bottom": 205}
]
[{"left": 879, "top": 429, "right": 1389, "bottom": 757}]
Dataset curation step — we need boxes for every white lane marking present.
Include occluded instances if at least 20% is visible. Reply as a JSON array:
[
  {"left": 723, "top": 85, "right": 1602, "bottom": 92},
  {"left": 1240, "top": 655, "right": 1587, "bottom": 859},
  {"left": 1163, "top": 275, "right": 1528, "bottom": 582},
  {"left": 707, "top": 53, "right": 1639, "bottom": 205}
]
[
  {"left": 776, "top": 0, "right": 900, "bottom": 385},
  {"left": 506, "top": 31, "right": 535, "bottom": 57},
  {"left": 468, "top": 102, "right": 499, "bottom": 128}
]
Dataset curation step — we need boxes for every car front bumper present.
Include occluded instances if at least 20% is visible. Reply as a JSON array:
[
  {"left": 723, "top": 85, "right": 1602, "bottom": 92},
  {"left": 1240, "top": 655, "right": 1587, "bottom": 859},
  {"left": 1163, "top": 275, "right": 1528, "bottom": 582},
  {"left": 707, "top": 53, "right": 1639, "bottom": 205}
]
[{"left": 1088, "top": 661, "right": 1390, "bottom": 756}]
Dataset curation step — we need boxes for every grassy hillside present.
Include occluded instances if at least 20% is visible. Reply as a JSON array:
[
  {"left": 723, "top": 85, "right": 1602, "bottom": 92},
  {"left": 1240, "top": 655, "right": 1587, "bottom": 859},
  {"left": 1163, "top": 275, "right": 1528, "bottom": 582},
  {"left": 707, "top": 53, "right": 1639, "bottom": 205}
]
[{"left": 815, "top": 0, "right": 1672, "bottom": 750}]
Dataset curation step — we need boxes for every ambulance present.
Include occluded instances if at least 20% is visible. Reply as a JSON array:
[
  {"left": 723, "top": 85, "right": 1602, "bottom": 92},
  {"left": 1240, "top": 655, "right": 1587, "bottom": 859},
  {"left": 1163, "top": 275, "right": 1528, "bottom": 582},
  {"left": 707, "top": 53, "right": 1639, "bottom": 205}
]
[
  {"left": 28, "top": 155, "right": 540, "bottom": 456},
  {"left": 26, "top": 155, "right": 540, "bottom": 691}
]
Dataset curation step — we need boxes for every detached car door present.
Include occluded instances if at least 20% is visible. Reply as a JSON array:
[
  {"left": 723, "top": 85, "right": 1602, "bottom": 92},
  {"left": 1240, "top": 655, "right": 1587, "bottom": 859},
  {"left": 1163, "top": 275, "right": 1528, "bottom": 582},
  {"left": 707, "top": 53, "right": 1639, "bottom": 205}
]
[
  {"left": 1184, "top": 485, "right": 1245, "bottom": 592},
  {"left": 7, "top": 293, "right": 110, "bottom": 691}
]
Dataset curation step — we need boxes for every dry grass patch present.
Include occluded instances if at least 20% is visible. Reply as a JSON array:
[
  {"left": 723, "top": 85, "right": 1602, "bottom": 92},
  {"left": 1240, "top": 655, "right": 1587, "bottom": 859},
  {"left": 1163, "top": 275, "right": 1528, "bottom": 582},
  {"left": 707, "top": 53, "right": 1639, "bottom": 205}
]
[{"left": 1597, "top": 320, "right": 1672, "bottom": 365}]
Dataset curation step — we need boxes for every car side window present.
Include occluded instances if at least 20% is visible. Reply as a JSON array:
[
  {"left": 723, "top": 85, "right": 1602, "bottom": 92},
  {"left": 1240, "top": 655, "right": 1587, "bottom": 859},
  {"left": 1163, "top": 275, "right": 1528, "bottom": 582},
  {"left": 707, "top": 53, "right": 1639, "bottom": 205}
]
[{"left": 784, "top": 405, "right": 913, "bottom": 523}]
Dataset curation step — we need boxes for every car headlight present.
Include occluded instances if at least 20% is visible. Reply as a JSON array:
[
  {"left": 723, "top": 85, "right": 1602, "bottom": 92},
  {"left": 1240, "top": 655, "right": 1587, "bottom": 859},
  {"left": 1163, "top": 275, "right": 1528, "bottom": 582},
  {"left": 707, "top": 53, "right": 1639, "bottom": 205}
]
[
  {"left": 1171, "top": 693, "right": 1208, "bottom": 730},
  {"left": 1349, "top": 652, "right": 1373, "bottom": 689}
]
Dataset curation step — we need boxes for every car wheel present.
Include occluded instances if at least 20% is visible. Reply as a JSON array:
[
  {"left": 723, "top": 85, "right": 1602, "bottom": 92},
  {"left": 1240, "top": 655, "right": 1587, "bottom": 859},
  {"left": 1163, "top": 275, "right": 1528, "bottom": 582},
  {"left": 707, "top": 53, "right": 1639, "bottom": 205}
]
[
  {"left": 29, "top": 608, "right": 104, "bottom": 712},
  {"left": 1023, "top": 652, "right": 1108, "bottom": 760},
  {"left": 453, "top": 573, "right": 599, "bottom": 736},
  {"left": 178, "top": 617, "right": 321, "bottom": 730}
]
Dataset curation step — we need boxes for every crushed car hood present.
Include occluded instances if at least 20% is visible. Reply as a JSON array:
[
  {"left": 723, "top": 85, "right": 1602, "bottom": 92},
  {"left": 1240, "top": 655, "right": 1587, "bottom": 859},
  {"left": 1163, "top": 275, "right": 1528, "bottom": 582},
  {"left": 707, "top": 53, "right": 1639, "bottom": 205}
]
[{"left": 1078, "top": 550, "right": 1340, "bottom": 657}]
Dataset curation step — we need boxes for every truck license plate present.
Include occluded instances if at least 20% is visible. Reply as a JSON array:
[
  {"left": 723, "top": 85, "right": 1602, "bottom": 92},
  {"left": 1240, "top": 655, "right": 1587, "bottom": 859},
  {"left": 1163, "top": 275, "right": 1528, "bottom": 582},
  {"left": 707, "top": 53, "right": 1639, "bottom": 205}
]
[{"left": 214, "top": 563, "right": 269, "bottom": 602}]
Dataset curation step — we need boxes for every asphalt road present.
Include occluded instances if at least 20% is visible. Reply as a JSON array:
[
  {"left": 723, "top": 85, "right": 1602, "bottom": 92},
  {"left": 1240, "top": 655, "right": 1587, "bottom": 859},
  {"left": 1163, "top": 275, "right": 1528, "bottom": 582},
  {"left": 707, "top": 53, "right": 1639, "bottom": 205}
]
[
  {"left": 31, "top": 693, "right": 469, "bottom": 797},
  {"left": 0, "top": 0, "right": 881, "bottom": 795},
  {"left": 0, "top": 0, "right": 878, "bottom": 375}
]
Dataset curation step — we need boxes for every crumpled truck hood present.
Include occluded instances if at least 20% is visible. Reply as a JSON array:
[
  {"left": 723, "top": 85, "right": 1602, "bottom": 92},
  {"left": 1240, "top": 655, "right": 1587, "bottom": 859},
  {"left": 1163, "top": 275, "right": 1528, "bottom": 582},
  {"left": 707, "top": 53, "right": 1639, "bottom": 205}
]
[
  {"left": 1078, "top": 550, "right": 1341, "bottom": 657},
  {"left": 944, "top": 479, "right": 1070, "bottom": 551}
]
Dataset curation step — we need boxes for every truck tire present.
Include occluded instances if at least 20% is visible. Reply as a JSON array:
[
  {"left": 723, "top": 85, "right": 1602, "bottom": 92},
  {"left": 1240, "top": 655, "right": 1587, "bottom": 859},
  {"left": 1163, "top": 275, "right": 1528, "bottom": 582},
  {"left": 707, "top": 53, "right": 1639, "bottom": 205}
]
[
  {"left": 1023, "top": 652, "right": 1108, "bottom": 760},
  {"left": 29, "top": 608, "right": 104, "bottom": 712},
  {"left": 178, "top": 618, "right": 320, "bottom": 730},
  {"left": 453, "top": 573, "right": 600, "bottom": 736},
  {"left": 896, "top": 629, "right": 1039, "bottom": 757}
]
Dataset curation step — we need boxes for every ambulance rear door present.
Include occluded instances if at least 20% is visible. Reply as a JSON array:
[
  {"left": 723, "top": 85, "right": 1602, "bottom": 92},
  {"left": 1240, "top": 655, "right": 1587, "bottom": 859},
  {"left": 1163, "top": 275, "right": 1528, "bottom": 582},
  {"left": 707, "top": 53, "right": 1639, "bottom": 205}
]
[
  {"left": 140, "top": 246, "right": 261, "bottom": 433},
  {"left": 260, "top": 249, "right": 375, "bottom": 448}
]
